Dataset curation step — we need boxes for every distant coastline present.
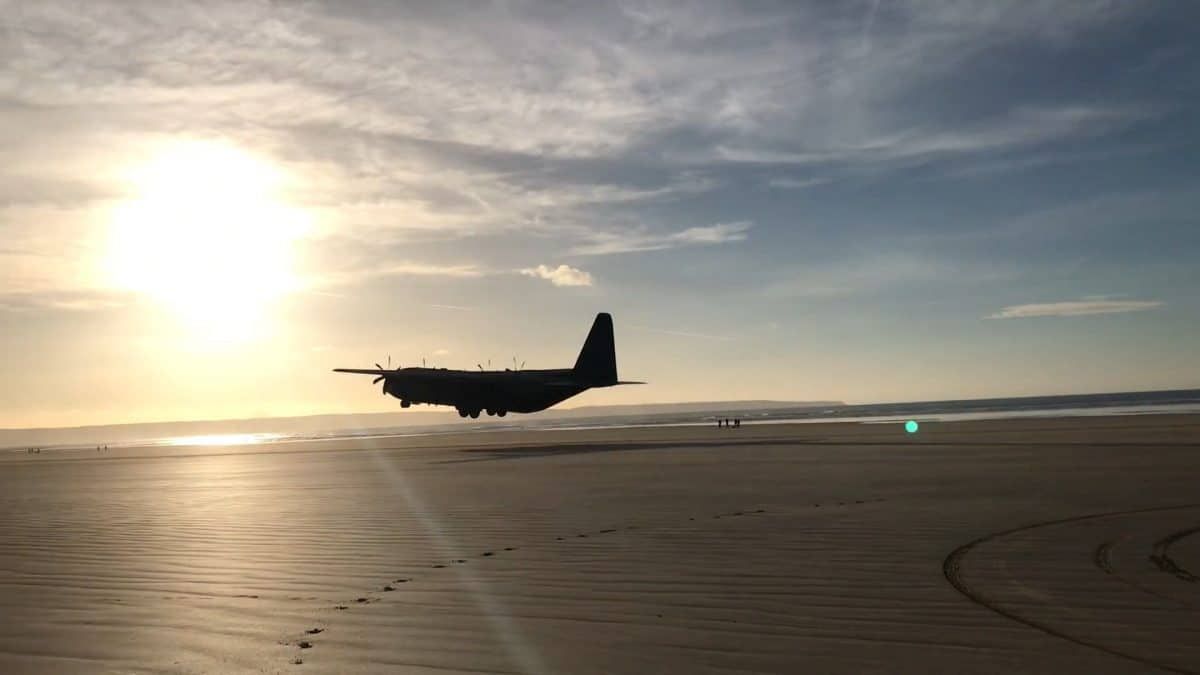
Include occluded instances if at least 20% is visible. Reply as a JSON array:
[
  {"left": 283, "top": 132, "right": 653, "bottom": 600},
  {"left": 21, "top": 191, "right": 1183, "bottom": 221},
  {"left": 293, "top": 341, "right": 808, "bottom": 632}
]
[
  {"left": 5, "top": 389, "right": 1200, "bottom": 452},
  {"left": 0, "top": 399, "right": 838, "bottom": 449}
]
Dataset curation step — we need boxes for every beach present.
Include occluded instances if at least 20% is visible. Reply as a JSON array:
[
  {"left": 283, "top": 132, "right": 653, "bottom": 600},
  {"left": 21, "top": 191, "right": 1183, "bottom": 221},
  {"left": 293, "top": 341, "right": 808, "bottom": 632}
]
[{"left": 2, "top": 414, "right": 1198, "bottom": 674}]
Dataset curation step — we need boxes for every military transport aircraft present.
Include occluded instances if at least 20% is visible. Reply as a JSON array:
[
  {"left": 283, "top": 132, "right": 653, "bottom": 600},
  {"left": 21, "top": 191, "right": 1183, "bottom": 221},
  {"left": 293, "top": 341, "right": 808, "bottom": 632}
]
[{"left": 334, "top": 312, "right": 643, "bottom": 418}]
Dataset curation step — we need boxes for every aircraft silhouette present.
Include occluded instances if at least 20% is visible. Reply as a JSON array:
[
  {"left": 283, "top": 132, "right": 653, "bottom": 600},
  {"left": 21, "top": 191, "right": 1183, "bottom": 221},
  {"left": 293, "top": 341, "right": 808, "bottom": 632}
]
[{"left": 334, "top": 312, "right": 643, "bottom": 418}]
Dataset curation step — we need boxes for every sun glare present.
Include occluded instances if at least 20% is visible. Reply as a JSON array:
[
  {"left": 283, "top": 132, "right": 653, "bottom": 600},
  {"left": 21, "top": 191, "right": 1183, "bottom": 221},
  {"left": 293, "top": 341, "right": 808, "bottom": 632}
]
[{"left": 107, "top": 140, "right": 309, "bottom": 342}]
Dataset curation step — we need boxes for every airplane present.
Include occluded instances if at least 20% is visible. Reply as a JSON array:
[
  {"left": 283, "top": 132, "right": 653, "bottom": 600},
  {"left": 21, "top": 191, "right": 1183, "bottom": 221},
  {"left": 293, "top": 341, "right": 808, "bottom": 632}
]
[{"left": 333, "top": 312, "right": 643, "bottom": 418}]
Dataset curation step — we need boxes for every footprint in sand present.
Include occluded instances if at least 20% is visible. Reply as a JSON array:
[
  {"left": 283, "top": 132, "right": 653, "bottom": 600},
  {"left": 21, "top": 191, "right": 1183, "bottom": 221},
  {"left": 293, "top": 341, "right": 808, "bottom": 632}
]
[
  {"left": 503, "top": 547, "right": 515, "bottom": 551},
  {"left": 432, "top": 564, "right": 447, "bottom": 568},
  {"left": 293, "top": 657, "right": 304, "bottom": 665},
  {"left": 297, "top": 641, "right": 313, "bottom": 649},
  {"left": 305, "top": 628, "right": 324, "bottom": 635},
  {"left": 334, "top": 605, "right": 348, "bottom": 610},
  {"left": 382, "top": 585, "right": 395, "bottom": 592},
  {"left": 482, "top": 551, "right": 494, "bottom": 557},
  {"left": 393, "top": 578, "right": 410, "bottom": 584}
]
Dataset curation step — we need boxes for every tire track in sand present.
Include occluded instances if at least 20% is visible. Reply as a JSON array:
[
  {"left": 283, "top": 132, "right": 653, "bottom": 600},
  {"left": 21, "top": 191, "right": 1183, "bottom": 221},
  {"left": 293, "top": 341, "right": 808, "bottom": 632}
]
[{"left": 943, "top": 503, "right": 1200, "bottom": 675}]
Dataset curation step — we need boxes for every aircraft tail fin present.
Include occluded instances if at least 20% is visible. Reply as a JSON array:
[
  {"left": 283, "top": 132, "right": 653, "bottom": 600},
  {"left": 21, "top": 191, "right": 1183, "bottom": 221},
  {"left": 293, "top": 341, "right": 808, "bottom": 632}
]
[{"left": 574, "top": 313, "right": 618, "bottom": 385}]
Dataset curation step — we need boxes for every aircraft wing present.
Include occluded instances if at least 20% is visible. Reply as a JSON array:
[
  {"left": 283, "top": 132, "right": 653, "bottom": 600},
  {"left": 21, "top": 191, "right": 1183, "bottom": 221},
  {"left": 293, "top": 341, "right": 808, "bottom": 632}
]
[{"left": 333, "top": 368, "right": 398, "bottom": 376}]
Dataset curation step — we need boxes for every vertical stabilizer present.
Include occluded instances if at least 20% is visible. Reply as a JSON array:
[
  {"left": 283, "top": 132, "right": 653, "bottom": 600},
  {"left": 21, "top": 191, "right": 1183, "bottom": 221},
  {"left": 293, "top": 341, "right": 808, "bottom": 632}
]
[{"left": 573, "top": 313, "right": 617, "bottom": 384}]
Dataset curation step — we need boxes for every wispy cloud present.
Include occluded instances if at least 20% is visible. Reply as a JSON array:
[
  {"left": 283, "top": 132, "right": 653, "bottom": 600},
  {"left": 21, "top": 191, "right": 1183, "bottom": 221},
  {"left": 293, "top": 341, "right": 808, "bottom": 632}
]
[
  {"left": 519, "top": 264, "right": 594, "bottom": 287},
  {"left": 765, "top": 252, "right": 1019, "bottom": 298},
  {"left": 572, "top": 221, "right": 752, "bottom": 256},
  {"left": 711, "top": 105, "right": 1154, "bottom": 168},
  {"left": 0, "top": 1, "right": 1170, "bottom": 315},
  {"left": 986, "top": 299, "right": 1164, "bottom": 319},
  {"left": 767, "top": 177, "right": 829, "bottom": 190},
  {"left": 314, "top": 261, "right": 484, "bottom": 289},
  {"left": 0, "top": 291, "right": 126, "bottom": 313},
  {"left": 628, "top": 324, "right": 734, "bottom": 341}
]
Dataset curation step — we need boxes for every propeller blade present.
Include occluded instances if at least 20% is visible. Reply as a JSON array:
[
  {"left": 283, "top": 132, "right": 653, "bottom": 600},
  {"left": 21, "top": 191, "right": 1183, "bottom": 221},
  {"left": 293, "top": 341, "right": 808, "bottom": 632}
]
[
  {"left": 375, "top": 363, "right": 383, "bottom": 370},
  {"left": 372, "top": 376, "right": 383, "bottom": 384},
  {"left": 387, "top": 355, "right": 392, "bottom": 369}
]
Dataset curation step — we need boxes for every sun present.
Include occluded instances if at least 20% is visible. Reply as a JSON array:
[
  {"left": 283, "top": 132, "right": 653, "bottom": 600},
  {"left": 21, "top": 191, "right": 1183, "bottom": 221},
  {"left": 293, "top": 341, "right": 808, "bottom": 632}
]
[{"left": 107, "top": 140, "right": 310, "bottom": 342}]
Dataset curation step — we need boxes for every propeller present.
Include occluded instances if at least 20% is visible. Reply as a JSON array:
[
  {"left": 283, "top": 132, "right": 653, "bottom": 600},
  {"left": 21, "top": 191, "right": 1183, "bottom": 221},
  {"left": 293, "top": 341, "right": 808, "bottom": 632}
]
[
  {"left": 512, "top": 356, "right": 525, "bottom": 371},
  {"left": 372, "top": 355, "right": 394, "bottom": 387}
]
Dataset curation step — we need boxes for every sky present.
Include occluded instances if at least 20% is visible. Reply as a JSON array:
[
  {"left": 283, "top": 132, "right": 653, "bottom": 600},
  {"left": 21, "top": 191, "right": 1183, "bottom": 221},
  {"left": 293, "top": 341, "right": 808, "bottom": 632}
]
[{"left": 2, "top": 1, "right": 1199, "bottom": 428}]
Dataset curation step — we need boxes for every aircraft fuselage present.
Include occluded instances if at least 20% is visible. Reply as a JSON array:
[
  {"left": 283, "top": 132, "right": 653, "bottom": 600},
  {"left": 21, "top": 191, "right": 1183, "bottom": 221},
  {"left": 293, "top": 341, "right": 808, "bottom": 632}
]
[{"left": 380, "top": 368, "right": 589, "bottom": 414}]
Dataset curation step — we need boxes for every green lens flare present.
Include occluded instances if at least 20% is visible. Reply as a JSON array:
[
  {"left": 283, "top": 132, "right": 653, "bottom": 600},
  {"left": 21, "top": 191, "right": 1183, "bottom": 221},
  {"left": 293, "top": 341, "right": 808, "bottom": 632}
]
[{"left": 905, "top": 420, "right": 919, "bottom": 433}]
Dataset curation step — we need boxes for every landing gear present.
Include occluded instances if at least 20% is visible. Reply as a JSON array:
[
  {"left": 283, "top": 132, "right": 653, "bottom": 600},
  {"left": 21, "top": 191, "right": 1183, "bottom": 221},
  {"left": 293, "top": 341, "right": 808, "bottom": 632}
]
[
  {"left": 468, "top": 409, "right": 480, "bottom": 419},
  {"left": 496, "top": 410, "right": 507, "bottom": 417},
  {"left": 400, "top": 400, "right": 411, "bottom": 408},
  {"left": 457, "top": 408, "right": 468, "bottom": 418}
]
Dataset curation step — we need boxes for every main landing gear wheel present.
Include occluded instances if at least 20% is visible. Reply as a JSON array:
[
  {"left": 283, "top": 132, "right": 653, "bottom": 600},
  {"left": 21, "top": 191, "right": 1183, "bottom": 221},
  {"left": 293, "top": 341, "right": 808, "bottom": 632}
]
[
  {"left": 469, "top": 410, "right": 480, "bottom": 419},
  {"left": 400, "top": 400, "right": 411, "bottom": 408},
  {"left": 457, "top": 408, "right": 468, "bottom": 418},
  {"left": 497, "top": 410, "right": 507, "bottom": 417}
]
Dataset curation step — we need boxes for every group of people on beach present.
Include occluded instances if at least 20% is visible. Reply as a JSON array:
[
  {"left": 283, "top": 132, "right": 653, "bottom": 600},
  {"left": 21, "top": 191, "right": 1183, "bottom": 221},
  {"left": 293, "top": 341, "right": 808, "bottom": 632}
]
[
  {"left": 23, "top": 445, "right": 108, "bottom": 454},
  {"left": 717, "top": 418, "right": 742, "bottom": 428}
]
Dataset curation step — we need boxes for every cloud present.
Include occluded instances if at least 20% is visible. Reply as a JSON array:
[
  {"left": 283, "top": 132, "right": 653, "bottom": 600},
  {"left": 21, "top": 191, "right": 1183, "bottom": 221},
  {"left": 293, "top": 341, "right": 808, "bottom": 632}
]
[
  {"left": 767, "top": 177, "right": 829, "bottom": 190},
  {"left": 628, "top": 324, "right": 733, "bottom": 341},
  {"left": 710, "top": 105, "right": 1154, "bottom": 168},
  {"left": 572, "top": 221, "right": 752, "bottom": 256},
  {"left": 986, "top": 299, "right": 1164, "bottom": 319},
  {"left": 519, "top": 264, "right": 594, "bottom": 287},
  {"left": 313, "top": 261, "right": 484, "bottom": 289},
  {"left": 0, "top": 290, "right": 126, "bottom": 313},
  {"left": 0, "top": 1, "right": 1165, "bottom": 311},
  {"left": 764, "top": 251, "right": 1019, "bottom": 299}
]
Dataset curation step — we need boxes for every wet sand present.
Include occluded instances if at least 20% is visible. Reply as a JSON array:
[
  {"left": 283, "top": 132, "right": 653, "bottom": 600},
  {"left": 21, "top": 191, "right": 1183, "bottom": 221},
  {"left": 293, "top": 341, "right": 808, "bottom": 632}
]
[{"left": 2, "top": 414, "right": 1198, "bottom": 674}]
